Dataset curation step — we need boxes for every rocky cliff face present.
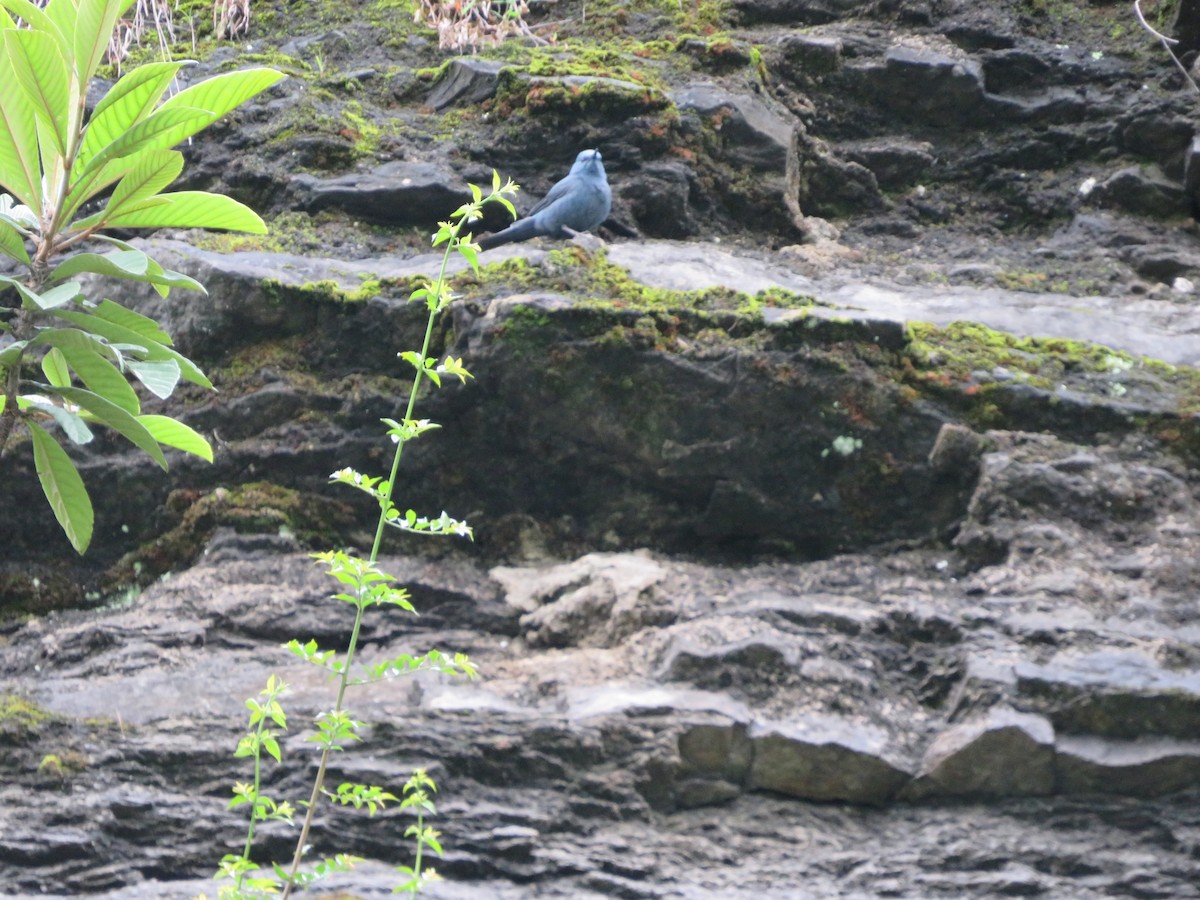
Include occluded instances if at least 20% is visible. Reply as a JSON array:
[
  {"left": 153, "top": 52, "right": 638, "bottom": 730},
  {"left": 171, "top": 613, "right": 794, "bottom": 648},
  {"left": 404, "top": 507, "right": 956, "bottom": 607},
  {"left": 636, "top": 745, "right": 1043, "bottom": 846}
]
[{"left": 3, "top": 0, "right": 1200, "bottom": 896}]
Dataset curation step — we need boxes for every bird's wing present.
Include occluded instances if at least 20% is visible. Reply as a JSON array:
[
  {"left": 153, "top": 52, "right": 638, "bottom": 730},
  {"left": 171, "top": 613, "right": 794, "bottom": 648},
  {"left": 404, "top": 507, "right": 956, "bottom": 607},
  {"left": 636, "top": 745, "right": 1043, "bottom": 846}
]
[{"left": 527, "top": 174, "right": 577, "bottom": 217}]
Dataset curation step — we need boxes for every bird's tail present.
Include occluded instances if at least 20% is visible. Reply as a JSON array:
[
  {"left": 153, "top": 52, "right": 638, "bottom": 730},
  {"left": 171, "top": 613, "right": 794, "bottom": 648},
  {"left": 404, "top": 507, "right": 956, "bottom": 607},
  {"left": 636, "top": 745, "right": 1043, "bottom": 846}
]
[{"left": 477, "top": 217, "right": 542, "bottom": 251}]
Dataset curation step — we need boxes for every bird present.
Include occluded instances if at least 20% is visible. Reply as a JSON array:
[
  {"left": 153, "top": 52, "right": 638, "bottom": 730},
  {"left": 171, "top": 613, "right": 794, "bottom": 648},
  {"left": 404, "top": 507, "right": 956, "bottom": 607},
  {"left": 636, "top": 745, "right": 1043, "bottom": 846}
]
[{"left": 477, "top": 149, "right": 612, "bottom": 251}]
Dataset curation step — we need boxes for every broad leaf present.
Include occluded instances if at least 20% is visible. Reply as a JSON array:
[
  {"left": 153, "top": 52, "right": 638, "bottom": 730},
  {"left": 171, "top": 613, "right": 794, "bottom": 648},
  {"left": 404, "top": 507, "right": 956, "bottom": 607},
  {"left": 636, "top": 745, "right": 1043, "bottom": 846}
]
[
  {"left": 76, "top": 60, "right": 186, "bottom": 173},
  {"left": 0, "top": 216, "right": 28, "bottom": 264},
  {"left": 3, "top": 28, "right": 69, "bottom": 155},
  {"left": 0, "top": 273, "right": 49, "bottom": 309},
  {"left": 74, "top": 107, "right": 211, "bottom": 185},
  {"left": 49, "top": 308, "right": 211, "bottom": 388},
  {"left": 126, "top": 358, "right": 179, "bottom": 399},
  {"left": 103, "top": 191, "right": 267, "bottom": 233},
  {"left": 49, "top": 248, "right": 150, "bottom": 282},
  {"left": 50, "top": 384, "right": 167, "bottom": 468},
  {"left": 139, "top": 414, "right": 212, "bottom": 461},
  {"left": 73, "top": 0, "right": 134, "bottom": 84},
  {"left": 27, "top": 419, "right": 94, "bottom": 554},
  {"left": 66, "top": 193, "right": 167, "bottom": 233},
  {"left": 41, "top": 345, "right": 70, "bottom": 386},
  {"left": 94, "top": 238, "right": 207, "bottom": 294},
  {"left": 32, "top": 280, "right": 81, "bottom": 309},
  {"left": 0, "top": 1, "right": 68, "bottom": 52},
  {"left": 32, "top": 326, "right": 109, "bottom": 355},
  {"left": 60, "top": 344, "right": 141, "bottom": 414},
  {"left": 0, "top": 81, "right": 41, "bottom": 213},
  {"left": 93, "top": 297, "right": 173, "bottom": 343},
  {"left": 158, "top": 66, "right": 286, "bottom": 131},
  {"left": 106, "top": 148, "right": 183, "bottom": 216},
  {"left": 24, "top": 394, "right": 94, "bottom": 445}
]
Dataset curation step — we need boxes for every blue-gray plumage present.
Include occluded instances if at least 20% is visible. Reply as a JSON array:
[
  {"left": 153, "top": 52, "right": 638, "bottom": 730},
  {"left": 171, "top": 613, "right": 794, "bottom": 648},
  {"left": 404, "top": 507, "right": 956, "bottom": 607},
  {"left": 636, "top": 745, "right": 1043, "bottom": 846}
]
[{"left": 478, "top": 149, "right": 612, "bottom": 251}]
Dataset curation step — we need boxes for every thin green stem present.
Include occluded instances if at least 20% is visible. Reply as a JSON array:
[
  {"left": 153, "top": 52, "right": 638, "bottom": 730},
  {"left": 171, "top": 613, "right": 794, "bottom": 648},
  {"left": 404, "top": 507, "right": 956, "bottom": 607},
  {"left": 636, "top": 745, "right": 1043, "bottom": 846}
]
[
  {"left": 280, "top": 219, "right": 466, "bottom": 900},
  {"left": 235, "top": 721, "right": 266, "bottom": 890},
  {"left": 410, "top": 804, "right": 425, "bottom": 897}
]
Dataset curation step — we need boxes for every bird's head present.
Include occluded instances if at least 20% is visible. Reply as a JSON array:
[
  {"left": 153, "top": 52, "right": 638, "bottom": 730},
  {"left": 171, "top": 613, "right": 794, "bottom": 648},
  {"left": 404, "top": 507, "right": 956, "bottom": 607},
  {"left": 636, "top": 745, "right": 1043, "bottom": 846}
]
[{"left": 571, "top": 148, "right": 605, "bottom": 176}]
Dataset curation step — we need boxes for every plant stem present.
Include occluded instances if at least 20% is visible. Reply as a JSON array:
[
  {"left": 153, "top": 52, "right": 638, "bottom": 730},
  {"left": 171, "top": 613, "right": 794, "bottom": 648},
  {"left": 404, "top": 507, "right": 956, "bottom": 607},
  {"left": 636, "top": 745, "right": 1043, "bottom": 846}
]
[{"left": 279, "top": 220, "right": 465, "bottom": 900}]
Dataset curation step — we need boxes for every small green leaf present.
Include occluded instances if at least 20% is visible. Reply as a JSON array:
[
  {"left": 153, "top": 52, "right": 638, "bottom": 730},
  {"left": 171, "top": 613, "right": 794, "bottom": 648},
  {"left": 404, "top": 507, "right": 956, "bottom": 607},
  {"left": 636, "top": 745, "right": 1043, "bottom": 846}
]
[
  {"left": 23, "top": 394, "right": 94, "bottom": 445},
  {"left": 27, "top": 419, "right": 93, "bottom": 554},
  {"left": 137, "top": 414, "right": 212, "bottom": 461},
  {"left": 126, "top": 358, "right": 179, "bottom": 399},
  {"left": 41, "top": 346, "right": 70, "bottom": 386}
]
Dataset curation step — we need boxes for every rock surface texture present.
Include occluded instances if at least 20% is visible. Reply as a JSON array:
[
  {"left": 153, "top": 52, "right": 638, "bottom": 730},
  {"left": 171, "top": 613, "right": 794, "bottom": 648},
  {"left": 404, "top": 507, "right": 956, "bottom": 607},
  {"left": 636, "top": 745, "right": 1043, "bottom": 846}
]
[{"left": 4, "top": 0, "right": 1200, "bottom": 897}]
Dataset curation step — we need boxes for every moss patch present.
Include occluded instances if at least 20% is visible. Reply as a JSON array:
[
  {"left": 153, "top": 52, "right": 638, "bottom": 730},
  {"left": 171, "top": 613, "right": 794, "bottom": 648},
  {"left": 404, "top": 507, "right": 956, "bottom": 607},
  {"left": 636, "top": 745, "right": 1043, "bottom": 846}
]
[{"left": 102, "top": 482, "right": 360, "bottom": 594}]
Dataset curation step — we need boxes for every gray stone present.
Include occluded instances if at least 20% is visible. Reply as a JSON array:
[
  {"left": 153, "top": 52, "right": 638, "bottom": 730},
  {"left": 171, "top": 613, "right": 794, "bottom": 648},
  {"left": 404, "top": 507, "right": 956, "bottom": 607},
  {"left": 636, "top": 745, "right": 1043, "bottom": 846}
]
[
  {"left": 838, "top": 138, "right": 935, "bottom": 190},
  {"left": 868, "top": 45, "right": 987, "bottom": 124},
  {"left": 908, "top": 708, "right": 1055, "bottom": 799},
  {"left": 290, "top": 160, "right": 468, "bottom": 225},
  {"left": 426, "top": 57, "right": 506, "bottom": 110},
  {"left": 1056, "top": 735, "right": 1200, "bottom": 796},
  {"left": 747, "top": 716, "right": 911, "bottom": 804},
  {"left": 1091, "top": 165, "right": 1188, "bottom": 219}
]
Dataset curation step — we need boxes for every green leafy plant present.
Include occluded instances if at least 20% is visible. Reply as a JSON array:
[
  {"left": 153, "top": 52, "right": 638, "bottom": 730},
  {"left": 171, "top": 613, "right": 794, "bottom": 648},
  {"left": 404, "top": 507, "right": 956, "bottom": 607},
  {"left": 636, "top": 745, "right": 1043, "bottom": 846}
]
[
  {"left": 0, "top": 0, "right": 284, "bottom": 553},
  {"left": 211, "top": 174, "right": 518, "bottom": 898}
]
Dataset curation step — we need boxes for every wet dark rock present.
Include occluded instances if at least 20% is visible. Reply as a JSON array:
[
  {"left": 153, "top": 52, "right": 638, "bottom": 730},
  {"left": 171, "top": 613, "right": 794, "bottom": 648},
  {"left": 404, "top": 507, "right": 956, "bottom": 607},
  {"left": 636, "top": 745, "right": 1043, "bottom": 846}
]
[
  {"left": 837, "top": 138, "right": 934, "bottom": 190},
  {"left": 426, "top": 57, "right": 506, "bottom": 110},
  {"left": 290, "top": 160, "right": 470, "bottom": 225},
  {"left": 860, "top": 45, "right": 987, "bottom": 125},
  {"left": 1091, "top": 165, "right": 1189, "bottom": 219}
]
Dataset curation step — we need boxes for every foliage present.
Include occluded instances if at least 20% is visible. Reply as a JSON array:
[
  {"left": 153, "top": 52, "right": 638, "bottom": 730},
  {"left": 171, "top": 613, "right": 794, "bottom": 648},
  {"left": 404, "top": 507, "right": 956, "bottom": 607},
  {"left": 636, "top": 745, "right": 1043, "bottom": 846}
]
[
  {"left": 209, "top": 173, "right": 517, "bottom": 899},
  {"left": 0, "top": 0, "right": 283, "bottom": 553}
]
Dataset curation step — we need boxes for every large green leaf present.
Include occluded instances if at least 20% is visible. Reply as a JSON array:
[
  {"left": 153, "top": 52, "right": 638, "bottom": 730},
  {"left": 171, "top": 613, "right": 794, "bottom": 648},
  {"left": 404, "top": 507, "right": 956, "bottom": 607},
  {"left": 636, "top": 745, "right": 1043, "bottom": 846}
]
[
  {"left": 27, "top": 418, "right": 94, "bottom": 554},
  {"left": 139, "top": 413, "right": 212, "bottom": 462},
  {"left": 49, "top": 308, "right": 211, "bottom": 388},
  {"left": 93, "top": 297, "right": 173, "bottom": 344},
  {"left": 91, "top": 237, "right": 206, "bottom": 295},
  {"left": 51, "top": 384, "right": 167, "bottom": 468},
  {"left": 158, "top": 66, "right": 286, "bottom": 130},
  {"left": 0, "top": 56, "right": 44, "bottom": 212},
  {"left": 4, "top": 28, "right": 69, "bottom": 155},
  {"left": 49, "top": 248, "right": 150, "bottom": 282},
  {"left": 0, "top": 1, "right": 68, "bottom": 51},
  {"left": 32, "top": 325, "right": 108, "bottom": 355},
  {"left": 74, "top": 107, "right": 211, "bottom": 185},
  {"left": 104, "top": 191, "right": 267, "bottom": 233},
  {"left": 60, "top": 344, "right": 142, "bottom": 414},
  {"left": 76, "top": 60, "right": 186, "bottom": 173},
  {"left": 106, "top": 148, "right": 184, "bottom": 216},
  {"left": 73, "top": 0, "right": 134, "bottom": 85},
  {"left": 61, "top": 155, "right": 134, "bottom": 223},
  {"left": 0, "top": 216, "right": 29, "bottom": 264}
]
